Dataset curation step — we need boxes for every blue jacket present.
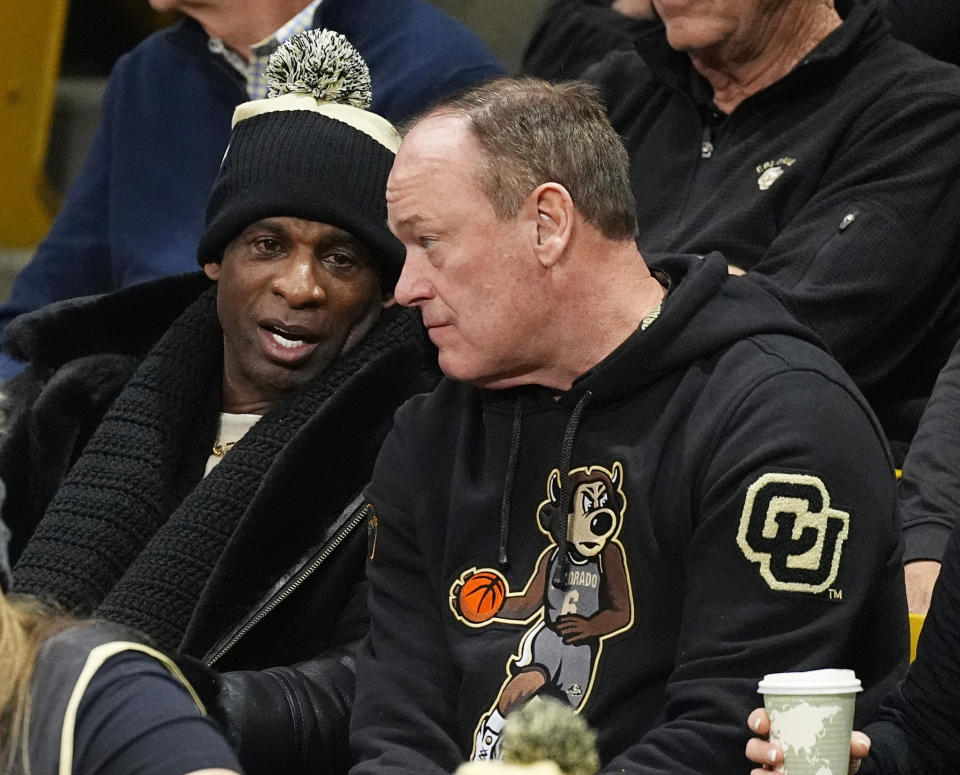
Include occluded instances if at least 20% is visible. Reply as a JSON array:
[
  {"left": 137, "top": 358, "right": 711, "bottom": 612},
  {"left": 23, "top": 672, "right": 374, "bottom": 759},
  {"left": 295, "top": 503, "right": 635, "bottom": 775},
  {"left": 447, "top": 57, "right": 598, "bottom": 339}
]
[{"left": 0, "top": 0, "right": 503, "bottom": 377}]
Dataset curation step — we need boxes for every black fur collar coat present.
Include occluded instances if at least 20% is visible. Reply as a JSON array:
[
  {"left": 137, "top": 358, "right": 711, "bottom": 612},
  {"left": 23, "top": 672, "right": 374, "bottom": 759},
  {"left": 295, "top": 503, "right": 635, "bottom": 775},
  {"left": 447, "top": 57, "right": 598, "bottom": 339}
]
[{"left": 3, "top": 271, "right": 437, "bottom": 774}]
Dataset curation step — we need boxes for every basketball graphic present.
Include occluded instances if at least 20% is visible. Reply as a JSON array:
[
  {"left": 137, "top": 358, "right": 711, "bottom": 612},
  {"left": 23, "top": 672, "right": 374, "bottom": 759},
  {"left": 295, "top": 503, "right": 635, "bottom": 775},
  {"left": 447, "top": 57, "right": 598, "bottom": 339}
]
[{"left": 458, "top": 569, "right": 507, "bottom": 623}]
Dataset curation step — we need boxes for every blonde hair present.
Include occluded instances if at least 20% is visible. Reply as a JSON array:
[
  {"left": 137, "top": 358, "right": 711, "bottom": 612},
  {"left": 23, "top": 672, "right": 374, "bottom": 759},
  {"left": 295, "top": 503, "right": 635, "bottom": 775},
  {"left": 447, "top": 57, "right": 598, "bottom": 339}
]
[
  {"left": 0, "top": 390, "right": 74, "bottom": 770},
  {"left": 0, "top": 593, "right": 73, "bottom": 772}
]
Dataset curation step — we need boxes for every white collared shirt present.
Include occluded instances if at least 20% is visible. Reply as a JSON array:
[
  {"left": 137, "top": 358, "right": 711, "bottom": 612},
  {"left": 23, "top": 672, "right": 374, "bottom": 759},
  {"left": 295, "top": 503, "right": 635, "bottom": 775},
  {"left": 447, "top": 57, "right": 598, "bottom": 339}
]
[{"left": 208, "top": 0, "right": 324, "bottom": 99}]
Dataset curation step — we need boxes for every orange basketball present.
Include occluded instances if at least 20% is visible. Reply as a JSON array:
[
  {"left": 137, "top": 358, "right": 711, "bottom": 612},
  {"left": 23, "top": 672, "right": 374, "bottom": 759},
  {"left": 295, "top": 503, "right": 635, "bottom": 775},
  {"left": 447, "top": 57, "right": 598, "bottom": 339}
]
[{"left": 459, "top": 570, "right": 506, "bottom": 623}]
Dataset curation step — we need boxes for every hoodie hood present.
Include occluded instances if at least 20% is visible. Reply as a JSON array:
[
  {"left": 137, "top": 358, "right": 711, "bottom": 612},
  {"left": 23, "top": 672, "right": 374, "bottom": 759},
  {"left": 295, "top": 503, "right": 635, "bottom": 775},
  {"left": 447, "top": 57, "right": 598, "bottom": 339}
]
[{"left": 559, "top": 252, "right": 826, "bottom": 409}]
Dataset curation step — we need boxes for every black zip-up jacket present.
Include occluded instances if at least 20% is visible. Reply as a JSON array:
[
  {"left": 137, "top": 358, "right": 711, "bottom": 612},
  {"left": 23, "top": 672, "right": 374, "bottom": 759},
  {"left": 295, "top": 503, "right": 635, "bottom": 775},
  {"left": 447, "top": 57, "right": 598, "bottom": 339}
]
[
  {"left": 4, "top": 273, "right": 438, "bottom": 775},
  {"left": 352, "top": 254, "right": 907, "bottom": 775},
  {"left": 564, "top": 0, "right": 960, "bottom": 458},
  {"left": 521, "top": 0, "right": 960, "bottom": 80}
]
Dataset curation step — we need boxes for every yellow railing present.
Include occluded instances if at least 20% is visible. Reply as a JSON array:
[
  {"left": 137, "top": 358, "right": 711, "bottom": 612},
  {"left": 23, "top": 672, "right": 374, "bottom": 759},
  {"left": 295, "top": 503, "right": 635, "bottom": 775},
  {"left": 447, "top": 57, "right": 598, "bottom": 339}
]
[
  {"left": 909, "top": 612, "right": 925, "bottom": 663},
  {"left": 0, "top": 0, "right": 70, "bottom": 246}
]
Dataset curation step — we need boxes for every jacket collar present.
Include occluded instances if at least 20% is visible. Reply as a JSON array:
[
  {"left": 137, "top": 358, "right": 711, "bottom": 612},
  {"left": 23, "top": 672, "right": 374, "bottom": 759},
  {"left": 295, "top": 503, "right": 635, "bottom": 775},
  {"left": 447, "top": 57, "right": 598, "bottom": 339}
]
[{"left": 634, "top": 0, "right": 889, "bottom": 106}]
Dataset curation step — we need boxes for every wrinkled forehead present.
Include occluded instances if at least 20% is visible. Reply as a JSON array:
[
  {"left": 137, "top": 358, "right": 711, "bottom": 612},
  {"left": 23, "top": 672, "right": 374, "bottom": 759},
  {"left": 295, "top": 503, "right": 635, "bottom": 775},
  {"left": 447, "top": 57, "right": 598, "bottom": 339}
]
[
  {"left": 388, "top": 118, "right": 487, "bottom": 216},
  {"left": 395, "top": 114, "right": 479, "bottom": 172}
]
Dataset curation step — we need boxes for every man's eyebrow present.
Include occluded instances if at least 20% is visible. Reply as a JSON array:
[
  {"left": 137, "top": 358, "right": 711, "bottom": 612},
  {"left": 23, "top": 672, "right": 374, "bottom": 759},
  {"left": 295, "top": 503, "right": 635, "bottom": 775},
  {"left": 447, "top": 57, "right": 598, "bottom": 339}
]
[
  {"left": 244, "top": 218, "right": 286, "bottom": 235},
  {"left": 317, "top": 231, "right": 364, "bottom": 249},
  {"left": 391, "top": 214, "right": 426, "bottom": 232},
  {"left": 316, "top": 231, "right": 373, "bottom": 261}
]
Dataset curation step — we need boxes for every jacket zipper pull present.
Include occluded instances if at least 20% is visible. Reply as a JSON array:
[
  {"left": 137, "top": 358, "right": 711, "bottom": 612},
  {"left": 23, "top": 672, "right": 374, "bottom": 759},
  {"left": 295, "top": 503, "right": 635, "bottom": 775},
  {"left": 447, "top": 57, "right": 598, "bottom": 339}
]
[{"left": 838, "top": 211, "right": 858, "bottom": 231}]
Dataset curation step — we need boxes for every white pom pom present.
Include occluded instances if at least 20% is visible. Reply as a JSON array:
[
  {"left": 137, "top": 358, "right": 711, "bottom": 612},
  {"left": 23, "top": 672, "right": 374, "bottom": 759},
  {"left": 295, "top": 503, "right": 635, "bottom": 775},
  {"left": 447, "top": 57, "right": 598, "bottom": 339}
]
[{"left": 265, "top": 28, "right": 372, "bottom": 109}]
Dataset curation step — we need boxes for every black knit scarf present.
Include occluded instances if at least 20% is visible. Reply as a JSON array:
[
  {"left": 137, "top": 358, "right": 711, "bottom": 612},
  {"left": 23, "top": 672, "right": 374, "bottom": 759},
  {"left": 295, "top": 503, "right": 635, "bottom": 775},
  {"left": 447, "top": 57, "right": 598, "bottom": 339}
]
[{"left": 15, "top": 289, "right": 423, "bottom": 653}]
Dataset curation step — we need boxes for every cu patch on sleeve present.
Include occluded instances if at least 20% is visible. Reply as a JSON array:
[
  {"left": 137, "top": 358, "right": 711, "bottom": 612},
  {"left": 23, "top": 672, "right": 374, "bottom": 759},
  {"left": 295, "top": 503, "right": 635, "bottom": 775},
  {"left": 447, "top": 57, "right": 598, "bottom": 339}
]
[{"left": 736, "top": 473, "right": 849, "bottom": 594}]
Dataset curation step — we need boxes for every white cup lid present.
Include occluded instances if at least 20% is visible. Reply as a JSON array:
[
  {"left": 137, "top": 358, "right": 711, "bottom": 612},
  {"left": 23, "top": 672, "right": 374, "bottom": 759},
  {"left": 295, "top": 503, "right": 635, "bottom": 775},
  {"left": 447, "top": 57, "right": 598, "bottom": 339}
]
[{"left": 758, "top": 669, "right": 862, "bottom": 695}]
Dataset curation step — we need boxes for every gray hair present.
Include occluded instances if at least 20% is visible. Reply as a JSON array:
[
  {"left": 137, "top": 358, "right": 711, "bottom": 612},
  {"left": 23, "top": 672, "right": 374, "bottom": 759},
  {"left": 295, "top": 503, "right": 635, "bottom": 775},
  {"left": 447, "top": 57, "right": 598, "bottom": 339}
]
[{"left": 413, "top": 77, "right": 638, "bottom": 241}]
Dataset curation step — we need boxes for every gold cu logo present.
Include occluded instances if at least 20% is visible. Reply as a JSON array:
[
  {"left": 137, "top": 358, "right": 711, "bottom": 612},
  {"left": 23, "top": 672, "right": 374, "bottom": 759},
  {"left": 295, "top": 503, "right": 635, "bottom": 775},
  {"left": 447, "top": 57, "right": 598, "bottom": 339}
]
[{"left": 737, "top": 473, "right": 849, "bottom": 594}]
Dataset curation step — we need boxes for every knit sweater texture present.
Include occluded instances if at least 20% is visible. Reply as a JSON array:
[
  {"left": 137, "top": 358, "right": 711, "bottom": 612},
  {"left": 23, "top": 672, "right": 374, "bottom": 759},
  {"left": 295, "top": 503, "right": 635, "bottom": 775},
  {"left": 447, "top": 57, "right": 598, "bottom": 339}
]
[
  {"left": 13, "top": 281, "right": 433, "bottom": 657},
  {"left": 6, "top": 272, "right": 438, "bottom": 775}
]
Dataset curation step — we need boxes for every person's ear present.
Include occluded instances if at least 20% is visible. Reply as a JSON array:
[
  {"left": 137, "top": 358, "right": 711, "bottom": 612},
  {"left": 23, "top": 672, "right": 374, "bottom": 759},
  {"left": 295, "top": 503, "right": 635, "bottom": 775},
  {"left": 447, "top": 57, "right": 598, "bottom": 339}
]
[
  {"left": 203, "top": 262, "right": 222, "bottom": 281},
  {"left": 530, "top": 183, "right": 574, "bottom": 268}
]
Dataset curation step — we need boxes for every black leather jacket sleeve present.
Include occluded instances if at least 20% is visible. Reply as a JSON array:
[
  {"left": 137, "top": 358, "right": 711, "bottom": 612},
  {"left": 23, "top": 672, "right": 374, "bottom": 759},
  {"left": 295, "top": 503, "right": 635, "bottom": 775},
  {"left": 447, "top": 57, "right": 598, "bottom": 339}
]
[{"left": 216, "top": 576, "right": 369, "bottom": 775}]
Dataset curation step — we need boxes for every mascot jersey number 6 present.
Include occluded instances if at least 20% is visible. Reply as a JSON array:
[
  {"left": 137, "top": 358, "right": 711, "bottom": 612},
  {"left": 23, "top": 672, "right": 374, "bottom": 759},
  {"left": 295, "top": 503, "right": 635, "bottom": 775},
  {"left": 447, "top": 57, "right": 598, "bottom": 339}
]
[{"left": 449, "top": 461, "right": 635, "bottom": 761}]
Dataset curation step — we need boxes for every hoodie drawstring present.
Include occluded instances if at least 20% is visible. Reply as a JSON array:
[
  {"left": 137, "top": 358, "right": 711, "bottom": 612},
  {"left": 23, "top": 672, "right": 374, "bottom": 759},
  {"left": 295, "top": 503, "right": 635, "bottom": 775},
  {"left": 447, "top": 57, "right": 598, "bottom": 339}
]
[
  {"left": 551, "top": 389, "right": 593, "bottom": 589},
  {"left": 498, "top": 398, "right": 524, "bottom": 569},
  {"left": 497, "top": 389, "right": 594, "bottom": 581}
]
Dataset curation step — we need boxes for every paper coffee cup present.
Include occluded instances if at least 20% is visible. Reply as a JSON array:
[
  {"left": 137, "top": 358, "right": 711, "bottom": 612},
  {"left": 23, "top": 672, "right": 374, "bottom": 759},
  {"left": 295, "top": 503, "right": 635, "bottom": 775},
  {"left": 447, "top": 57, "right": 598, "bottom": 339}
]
[{"left": 757, "top": 669, "right": 861, "bottom": 775}]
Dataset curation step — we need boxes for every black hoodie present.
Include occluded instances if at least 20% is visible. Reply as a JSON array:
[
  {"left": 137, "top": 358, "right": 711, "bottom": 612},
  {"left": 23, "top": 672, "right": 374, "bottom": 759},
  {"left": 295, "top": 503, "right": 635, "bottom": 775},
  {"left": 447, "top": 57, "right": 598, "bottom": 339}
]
[{"left": 351, "top": 253, "right": 907, "bottom": 775}]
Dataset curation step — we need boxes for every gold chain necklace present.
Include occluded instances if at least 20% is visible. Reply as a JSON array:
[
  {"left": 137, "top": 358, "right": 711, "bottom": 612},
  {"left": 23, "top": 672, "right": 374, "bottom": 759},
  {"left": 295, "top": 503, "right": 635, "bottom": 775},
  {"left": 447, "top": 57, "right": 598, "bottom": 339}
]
[{"left": 212, "top": 441, "right": 237, "bottom": 457}]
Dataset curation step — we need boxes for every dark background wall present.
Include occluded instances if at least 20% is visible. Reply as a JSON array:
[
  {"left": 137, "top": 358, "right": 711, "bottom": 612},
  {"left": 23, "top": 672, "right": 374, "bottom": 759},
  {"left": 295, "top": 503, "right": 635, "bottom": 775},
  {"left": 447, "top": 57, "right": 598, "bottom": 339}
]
[{"left": 431, "top": 0, "right": 549, "bottom": 72}]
